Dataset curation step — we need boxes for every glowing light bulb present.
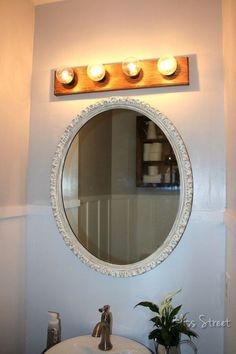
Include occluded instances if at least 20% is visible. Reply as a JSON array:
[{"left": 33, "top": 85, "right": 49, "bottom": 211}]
[
  {"left": 157, "top": 56, "right": 177, "bottom": 76},
  {"left": 87, "top": 64, "right": 106, "bottom": 82},
  {"left": 56, "top": 67, "right": 74, "bottom": 84},
  {"left": 122, "top": 57, "right": 141, "bottom": 77}
]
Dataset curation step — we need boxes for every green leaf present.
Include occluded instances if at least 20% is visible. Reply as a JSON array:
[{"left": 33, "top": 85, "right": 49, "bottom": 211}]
[
  {"left": 150, "top": 316, "right": 162, "bottom": 327},
  {"left": 149, "top": 329, "right": 161, "bottom": 339},
  {"left": 181, "top": 326, "right": 198, "bottom": 338},
  {"left": 150, "top": 316, "right": 158, "bottom": 322},
  {"left": 135, "top": 301, "right": 159, "bottom": 313},
  {"left": 169, "top": 305, "right": 182, "bottom": 321}
]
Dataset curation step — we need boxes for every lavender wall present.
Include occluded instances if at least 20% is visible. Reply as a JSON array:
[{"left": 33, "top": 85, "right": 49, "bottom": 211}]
[
  {"left": 223, "top": 0, "right": 236, "bottom": 352},
  {"left": 27, "top": 1, "right": 225, "bottom": 353}
]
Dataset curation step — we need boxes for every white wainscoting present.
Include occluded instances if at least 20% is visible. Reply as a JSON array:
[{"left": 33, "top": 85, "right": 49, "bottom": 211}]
[
  {"left": 66, "top": 194, "right": 179, "bottom": 264},
  {"left": 0, "top": 206, "right": 27, "bottom": 354},
  {"left": 224, "top": 209, "right": 236, "bottom": 354}
]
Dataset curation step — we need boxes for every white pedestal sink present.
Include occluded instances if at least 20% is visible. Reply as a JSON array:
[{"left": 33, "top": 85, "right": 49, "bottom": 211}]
[{"left": 45, "top": 335, "right": 151, "bottom": 354}]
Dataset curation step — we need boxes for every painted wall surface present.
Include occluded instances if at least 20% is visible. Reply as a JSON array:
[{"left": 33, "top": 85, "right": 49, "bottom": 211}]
[
  {"left": 223, "top": 0, "right": 236, "bottom": 352},
  {"left": 0, "top": 0, "right": 34, "bottom": 353},
  {"left": 27, "top": 1, "right": 225, "bottom": 354},
  {"left": 0, "top": 0, "right": 34, "bottom": 206}
]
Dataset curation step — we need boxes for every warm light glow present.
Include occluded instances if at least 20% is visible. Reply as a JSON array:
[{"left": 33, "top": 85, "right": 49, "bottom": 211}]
[
  {"left": 56, "top": 67, "right": 74, "bottom": 84},
  {"left": 122, "top": 57, "right": 141, "bottom": 77},
  {"left": 157, "top": 56, "right": 177, "bottom": 76},
  {"left": 87, "top": 64, "right": 106, "bottom": 82}
]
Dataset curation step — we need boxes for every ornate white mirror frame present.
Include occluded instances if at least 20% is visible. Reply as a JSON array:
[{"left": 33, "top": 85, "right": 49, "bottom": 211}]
[{"left": 50, "top": 97, "right": 193, "bottom": 277}]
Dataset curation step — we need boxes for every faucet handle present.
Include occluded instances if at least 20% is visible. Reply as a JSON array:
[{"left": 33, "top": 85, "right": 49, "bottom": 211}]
[
  {"left": 99, "top": 305, "right": 112, "bottom": 334},
  {"left": 99, "top": 305, "right": 110, "bottom": 313}
]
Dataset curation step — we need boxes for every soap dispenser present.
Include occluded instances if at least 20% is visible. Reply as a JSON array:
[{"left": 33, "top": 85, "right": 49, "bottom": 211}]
[{"left": 42, "top": 311, "right": 61, "bottom": 353}]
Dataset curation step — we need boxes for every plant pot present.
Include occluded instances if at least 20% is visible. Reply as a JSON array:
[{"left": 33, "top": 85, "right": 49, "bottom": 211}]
[
  {"left": 154, "top": 342, "right": 179, "bottom": 354},
  {"left": 154, "top": 340, "right": 197, "bottom": 354}
]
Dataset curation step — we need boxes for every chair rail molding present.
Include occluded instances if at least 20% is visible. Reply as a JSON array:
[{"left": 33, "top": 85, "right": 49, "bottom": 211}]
[{"left": 0, "top": 205, "right": 28, "bottom": 220}]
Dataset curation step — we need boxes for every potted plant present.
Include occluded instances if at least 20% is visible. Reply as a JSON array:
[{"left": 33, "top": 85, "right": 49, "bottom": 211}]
[{"left": 135, "top": 290, "right": 198, "bottom": 354}]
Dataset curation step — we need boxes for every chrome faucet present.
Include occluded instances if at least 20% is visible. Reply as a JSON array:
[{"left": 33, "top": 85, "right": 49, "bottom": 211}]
[{"left": 92, "top": 305, "right": 112, "bottom": 351}]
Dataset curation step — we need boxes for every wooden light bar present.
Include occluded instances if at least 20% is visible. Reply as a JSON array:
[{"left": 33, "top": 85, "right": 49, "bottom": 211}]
[{"left": 54, "top": 57, "right": 189, "bottom": 96}]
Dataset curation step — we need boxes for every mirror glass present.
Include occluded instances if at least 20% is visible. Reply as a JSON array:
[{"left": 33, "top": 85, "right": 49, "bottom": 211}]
[{"left": 62, "top": 109, "right": 180, "bottom": 265}]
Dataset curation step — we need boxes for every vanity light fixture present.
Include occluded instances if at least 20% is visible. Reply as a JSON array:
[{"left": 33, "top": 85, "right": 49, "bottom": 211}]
[
  {"left": 87, "top": 63, "right": 106, "bottom": 82},
  {"left": 54, "top": 56, "right": 189, "bottom": 96},
  {"left": 55, "top": 67, "right": 75, "bottom": 84},
  {"left": 122, "top": 57, "right": 141, "bottom": 77},
  {"left": 157, "top": 55, "right": 178, "bottom": 76}
]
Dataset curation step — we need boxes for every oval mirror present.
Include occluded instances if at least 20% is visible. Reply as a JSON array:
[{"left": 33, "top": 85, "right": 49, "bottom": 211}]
[{"left": 51, "top": 98, "right": 193, "bottom": 277}]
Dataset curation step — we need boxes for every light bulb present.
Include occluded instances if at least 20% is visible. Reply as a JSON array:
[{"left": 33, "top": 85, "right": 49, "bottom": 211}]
[
  {"left": 87, "top": 64, "right": 106, "bottom": 82},
  {"left": 157, "top": 56, "right": 177, "bottom": 76},
  {"left": 122, "top": 57, "right": 141, "bottom": 77},
  {"left": 56, "top": 67, "right": 74, "bottom": 84}
]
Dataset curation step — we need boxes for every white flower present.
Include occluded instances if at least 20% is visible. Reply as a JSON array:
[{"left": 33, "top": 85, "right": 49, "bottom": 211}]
[{"left": 159, "top": 289, "right": 181, "bottom": 317}]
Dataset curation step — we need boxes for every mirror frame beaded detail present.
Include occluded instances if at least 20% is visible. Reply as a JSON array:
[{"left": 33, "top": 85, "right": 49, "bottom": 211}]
[{"left": 50, "top": 97, "right": 193, "bottom": 277}]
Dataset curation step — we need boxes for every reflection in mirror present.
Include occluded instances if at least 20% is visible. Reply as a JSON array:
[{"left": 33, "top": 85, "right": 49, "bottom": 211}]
[{"left": 62, "top": 109, "right": 180, "bottom": 265}]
